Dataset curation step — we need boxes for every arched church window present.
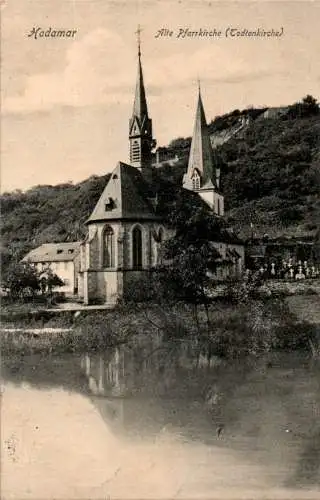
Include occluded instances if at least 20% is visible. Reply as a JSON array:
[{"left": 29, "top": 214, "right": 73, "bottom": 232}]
[
  {"left": 132, "top": 226, "right": 143, "bottom": 269},
  {"left": 217, "top": 198, "right": 221, "bottom": 216},
  {"left": 103, "top": 225, "right": 115, "bottom": 268},
  {"left": 192, "top": 171, "right": 201, "bottom": 190}
]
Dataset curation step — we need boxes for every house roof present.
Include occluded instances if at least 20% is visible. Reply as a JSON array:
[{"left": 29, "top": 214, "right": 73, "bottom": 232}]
[
  {"left": 22, "top": 242, "right": 81, "bottom": 263},
  {"left": 86, "top": 162, "right": 160, "bottom": 224}
]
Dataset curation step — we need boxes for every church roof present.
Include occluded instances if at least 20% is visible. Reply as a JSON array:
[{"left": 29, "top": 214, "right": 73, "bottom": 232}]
[
  {"left": 185, "top": 90, "right": 215, "bottom": 186},
  {"left": 86, "top": 162, "right": 159, "bottom": 223}
]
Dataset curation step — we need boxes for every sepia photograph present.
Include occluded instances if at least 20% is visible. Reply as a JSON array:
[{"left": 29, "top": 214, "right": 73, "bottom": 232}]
[{"left": 1, "top": 0, "right": 320, "bottom": 498}]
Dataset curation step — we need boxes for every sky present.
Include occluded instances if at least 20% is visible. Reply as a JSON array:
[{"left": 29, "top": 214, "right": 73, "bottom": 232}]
[{"left": 1, "top": 0, "right": 320, "bottom": 192}]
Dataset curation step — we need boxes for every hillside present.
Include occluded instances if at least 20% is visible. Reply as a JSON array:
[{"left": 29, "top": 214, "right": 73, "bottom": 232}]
[
  {"left": 158, "top": 96, "right": 320, "bottom": 239},
  {"left": 1, "top": 96, "right": 319, "bottom": 273},
  {"left": 1, "top": 175, "right": 110, "bottom": 272},
  {"left": 218, "top": 102, "right": 320, "bottom": 239}
]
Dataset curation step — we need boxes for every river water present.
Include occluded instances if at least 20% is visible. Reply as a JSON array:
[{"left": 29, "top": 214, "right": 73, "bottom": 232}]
[{"left": 1, "top": 338, "right": 320, "bottom": 499}]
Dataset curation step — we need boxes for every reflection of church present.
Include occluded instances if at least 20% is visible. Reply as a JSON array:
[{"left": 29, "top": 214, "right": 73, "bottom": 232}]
[
  {"left": 78, "top": 37, "right": 244, "bottom": 305},
  {"left": 79, "top": 349, "right": 214, "bottom": 440}
]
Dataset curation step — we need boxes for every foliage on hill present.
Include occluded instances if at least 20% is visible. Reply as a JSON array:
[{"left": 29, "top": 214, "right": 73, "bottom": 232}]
[
  {"left": 1, "top": 175, "right": 110, "bottom": 272},
  {"left": 1, "top": 96, "right": 319, "bottom": 275},
  {"left": 208, "top": 106, "right": 267, "bottom": 133},
  {"left": 217, "top": 98, "right": 320, "bottom": 238}
]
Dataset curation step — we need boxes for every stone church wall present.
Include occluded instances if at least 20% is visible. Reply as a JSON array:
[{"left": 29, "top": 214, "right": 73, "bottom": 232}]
[
  {"left": 78, "top": 272, "right": 84, "bottom": 300},
  {"left": 97, "top": 270, "right": 118, "bottom": 303},
  {"left": 81, "top": 270, "right": 119, "bottom": 304},
  {"left": 83, "top": 271, "right": 98, "bottom": 304},
  {"left": 88, "top": 226, "right": 100, "bottom": 269}
]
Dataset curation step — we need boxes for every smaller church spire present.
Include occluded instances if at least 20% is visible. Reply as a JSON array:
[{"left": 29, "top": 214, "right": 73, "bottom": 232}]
[
  {"left": 183, "top": 85, "right": 225, "bottom": 215},
  {"left": 184, "top": 86, "right": 214, "bottom": 187}
]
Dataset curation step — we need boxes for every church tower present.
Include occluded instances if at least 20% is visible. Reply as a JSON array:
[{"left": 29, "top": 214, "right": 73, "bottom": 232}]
[
  {"left": 129, "top": 29, "right": 154, "bottom": 175},
  {"left": 183, "top": 86, "right": 224, "bottom": 216}
]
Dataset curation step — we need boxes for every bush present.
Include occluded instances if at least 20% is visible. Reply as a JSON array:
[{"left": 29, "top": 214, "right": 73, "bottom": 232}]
[{"left": 224, "top": 270, "right": 265, "bottom": 304}]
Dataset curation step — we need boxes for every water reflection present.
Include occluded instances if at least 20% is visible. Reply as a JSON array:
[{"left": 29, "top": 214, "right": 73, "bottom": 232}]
[
  {"left": 79, "top": 344, "right": 223, "bottom": 443},
  {"left": 290, "top": 429, "right": 320, "bottom": 488},
  {"left": 1, "top": 339, "right": 320, "bottom": 499}
]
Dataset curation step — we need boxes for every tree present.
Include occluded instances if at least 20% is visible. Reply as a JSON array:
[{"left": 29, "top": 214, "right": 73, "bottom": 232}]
[
  {"left": 302, "top": 95, "right": 320, "bottom": 115},
  {"left": 167, "top": 137, "right": 191, "bottom": 151},
  {"left": 287, "top": 95, "right": 320, "bottom": 119},
  {"left": 162, "top": 214, "right": 222, "bottom": 302},
  {"left": 153, "top": 197, "right": 239, "bottom": 364},
  {"left": 3, "top": 261, "right": 40, "bottom": 299},
  {"left": 158, "top": 194, "right": 225, "bottom": 332},
  {"left": 39, "top": 267, "right": 64, "bottom": 296},
  {"left": 2, "top": 260, "right": 65, "bottom": 302}
]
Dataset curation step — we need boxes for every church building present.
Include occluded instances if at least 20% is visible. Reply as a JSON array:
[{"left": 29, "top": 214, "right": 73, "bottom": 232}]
[{"left": 78, "top": 40, "right": 244, "bottom": 305}]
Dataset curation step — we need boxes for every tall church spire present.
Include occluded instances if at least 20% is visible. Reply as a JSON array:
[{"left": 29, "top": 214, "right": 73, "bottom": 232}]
[
  {"left": 132, "top": 26, "right": 148, "bottom": 121},
  {"left": 129, "top": 26, "right": 154, "bottom": 172},
  {"left": 183, "top": 86, "right": 224, "bottom": 215}
]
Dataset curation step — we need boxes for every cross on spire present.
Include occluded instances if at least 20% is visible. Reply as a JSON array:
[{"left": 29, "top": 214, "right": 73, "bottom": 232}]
[
  {"left": 136, "top": 24, "right": 142, "bottom": 57},
  {"left": 197, "top": 77, "right": 201, "bottom": 96}
]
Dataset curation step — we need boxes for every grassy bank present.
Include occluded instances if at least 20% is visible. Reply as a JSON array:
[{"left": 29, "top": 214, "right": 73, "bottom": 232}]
[
  {"left": 1, "top": 297, "right": 319, "bottom": 359},
  {"left": 2, "top": 278, "right": 319, "bottom": 324},
  {"left": 0, "top": 296, "right": 69, "bottom": 327}
]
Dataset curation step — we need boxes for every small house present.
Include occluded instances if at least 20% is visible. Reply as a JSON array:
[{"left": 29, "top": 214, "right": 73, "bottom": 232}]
[{"left": 22, "top": 242, "right": 81, "bottom": 295}]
